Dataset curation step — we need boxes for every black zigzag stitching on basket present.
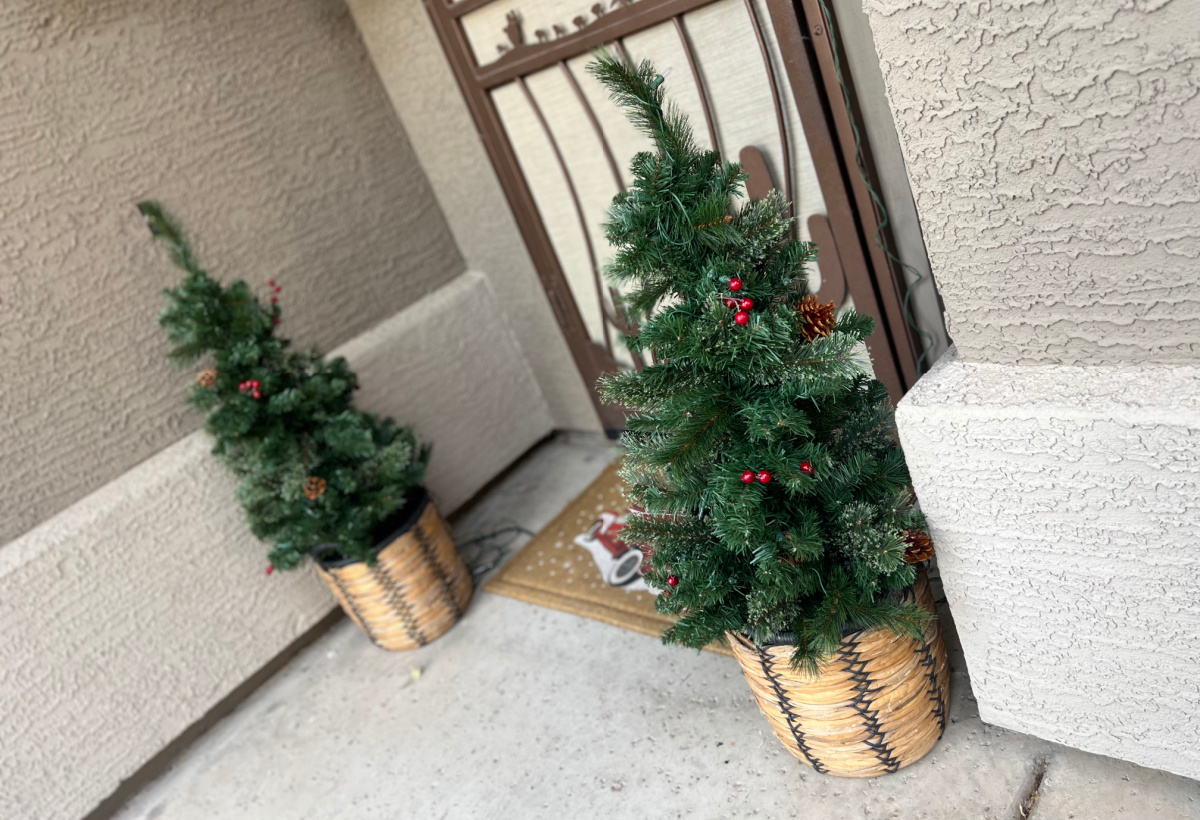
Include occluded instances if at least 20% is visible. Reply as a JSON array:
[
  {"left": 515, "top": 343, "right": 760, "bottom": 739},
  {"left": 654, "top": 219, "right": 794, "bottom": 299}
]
[
  {"left": 837, "top": 639, "right": 903, "bottom": 773},
  {"left": 914, "top": 636, "right": 948, "bottom": 736},
  {"left": 413, "top": 520, "right": 464, "bottom": 618},
  {"left": 755, "top": 645, "right": 827, "bottom": 774},
  {"left": 327, "top": 570, "right": 381, "bottom": 648},
  {"left": 911, "top": 573, "right": 948, "bottom": 736},
  {"left": 371, "top": 563, "right": 428, "bottom": 647}
]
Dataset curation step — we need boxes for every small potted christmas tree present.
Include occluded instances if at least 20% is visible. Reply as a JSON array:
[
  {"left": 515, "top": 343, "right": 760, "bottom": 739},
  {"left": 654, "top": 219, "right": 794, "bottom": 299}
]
[
  {"left": 589, "top": 57, "right": 948, "bottom": 777},
  {"left": 141, "top": 202, "right": 472, "bottom": 650}
]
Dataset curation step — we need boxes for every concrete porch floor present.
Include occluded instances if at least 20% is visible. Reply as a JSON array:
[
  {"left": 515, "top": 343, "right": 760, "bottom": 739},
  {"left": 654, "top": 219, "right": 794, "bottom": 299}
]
[{"left": 112, "top": 435, "right": 1200, "bottom": 820}]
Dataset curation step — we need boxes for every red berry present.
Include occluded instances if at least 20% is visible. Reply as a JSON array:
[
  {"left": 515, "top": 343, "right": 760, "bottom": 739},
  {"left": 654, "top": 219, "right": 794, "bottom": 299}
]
[
  {"left": 274, "top": 286, "right": 281, "bottom": 293},
  {"left": 666, "top": 574, "right": 679, "bottom": 587},
  {"left": 354, "top": 383, "right": 360, "bottom": 391},
  {"left": 729, "top": 277, "right": 743, "bottom": 291},
  {"left": 265, "top": 565, "right": 274, "bottom": 576},
  {"left": 723, "top": 298, "right": 738, "bottom": 309},
  {"left": 268, "top": 280, "right": 275, "bottom": 286},
  {"left": 739, "top": 298, "right": 754, "bottom": 310},
  {"left": 734, "top": 311, "right": 750, "bottom": 325},
  {"left": 273, "top": 317, "right": 280, "bottom": 325},
  {"left": 757, "top": 470, "right": 772, "bottom": 484},
  {"left": 741, "top": 470, "right": 756, "bottom": 483},
  {"left": 800, "top": 461, "right": 814, "bottom": 475},
  {"left": 252, "top": 389, "right": 262, "bottom": 399}
]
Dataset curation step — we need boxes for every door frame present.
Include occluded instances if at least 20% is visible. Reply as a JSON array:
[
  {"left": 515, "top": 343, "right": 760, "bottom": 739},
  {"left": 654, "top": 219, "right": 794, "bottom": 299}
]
[{"left": 423, "top": 0, "right": 922, "bottom": 422}]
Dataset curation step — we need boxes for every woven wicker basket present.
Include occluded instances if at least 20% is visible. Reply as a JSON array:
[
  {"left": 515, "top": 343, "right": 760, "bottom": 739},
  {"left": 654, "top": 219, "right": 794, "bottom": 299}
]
[
  {"left": 314, "top": 491, "right": 472, "bottom": 651},
  {"left": 728, "top": 567, "right": 949, "bottom": 778}
]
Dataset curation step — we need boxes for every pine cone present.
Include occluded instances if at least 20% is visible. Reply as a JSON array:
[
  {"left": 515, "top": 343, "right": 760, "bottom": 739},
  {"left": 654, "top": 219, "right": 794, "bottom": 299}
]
[
  {"left": 195, "top": 368, "right": 218, "bottom": 388},
  {"left": 902, "top": 529, "right": 935, "bottom": 563},
  {"left": 303, "top": 476, "right": 328, "bottom": 500},
  {"left": 797, "top": 294, "right": 837, "bottom": 342}
]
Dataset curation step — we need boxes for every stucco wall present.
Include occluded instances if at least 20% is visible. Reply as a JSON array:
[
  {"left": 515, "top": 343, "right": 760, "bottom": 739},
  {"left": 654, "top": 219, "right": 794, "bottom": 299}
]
[
  {"left": 864, "top": 0, "right": 1200, "bottom": 365},
  {"left": 0, "top": 272, "right": 554, "bottom": 820},
  {"left": 0, "top": 0, "right": 464, "bottom": 547},
  {"left": 344, "top": 0, "right": 602, "bottom": 433},
  {"left": 871, "top": 0, "right": 1200, "bottom": 776},
  {"left": 896, "top": 351, "right": 1200, "bottom": 779}
]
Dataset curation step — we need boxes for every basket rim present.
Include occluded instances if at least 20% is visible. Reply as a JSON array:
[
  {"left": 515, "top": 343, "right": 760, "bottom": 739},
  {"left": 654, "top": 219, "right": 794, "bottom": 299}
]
[
  {"left": 735, "top": 573, "right": 925, "bottom": 648},
  {"left": 311, "top": 488, "right": 430, "bottom": 569}
]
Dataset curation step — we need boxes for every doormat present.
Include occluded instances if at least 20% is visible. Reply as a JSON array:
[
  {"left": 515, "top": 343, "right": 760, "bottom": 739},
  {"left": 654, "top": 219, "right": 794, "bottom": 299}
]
[{"left": 485, "top": 459, "right": 731, "bottom": 657}]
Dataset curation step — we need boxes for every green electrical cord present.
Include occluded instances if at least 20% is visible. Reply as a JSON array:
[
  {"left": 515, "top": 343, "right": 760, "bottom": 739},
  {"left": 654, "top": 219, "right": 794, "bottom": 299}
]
[{"left": 815, "top": 0, "right": 936, "bottom": 372}]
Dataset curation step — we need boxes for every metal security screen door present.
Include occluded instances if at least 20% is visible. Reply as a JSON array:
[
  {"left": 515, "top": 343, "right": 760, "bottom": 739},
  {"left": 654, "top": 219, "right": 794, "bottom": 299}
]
[{"left": 424, "top": 0, "right": 922, "bottom": 427}]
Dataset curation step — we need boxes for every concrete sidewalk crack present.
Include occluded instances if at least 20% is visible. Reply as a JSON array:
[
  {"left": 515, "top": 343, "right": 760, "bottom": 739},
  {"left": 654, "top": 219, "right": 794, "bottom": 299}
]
[{"left": 1015, "top": 755, "right": 1050, "bottom": 819}]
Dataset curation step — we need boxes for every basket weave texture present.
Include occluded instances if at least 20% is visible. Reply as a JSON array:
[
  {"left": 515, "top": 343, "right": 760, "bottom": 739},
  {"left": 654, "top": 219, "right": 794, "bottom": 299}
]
[
  {"left": 729, "top": 567, "right": 949, "bottom": 777},
  {"left": 316, "top": 500, "right": 472, "bottom": 651}
]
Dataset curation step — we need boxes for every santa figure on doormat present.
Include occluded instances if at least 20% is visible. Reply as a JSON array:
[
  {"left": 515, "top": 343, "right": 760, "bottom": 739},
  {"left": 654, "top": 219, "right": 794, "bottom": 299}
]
[{"left": 573, "top": 511, "right": 656, "bottom": 593}]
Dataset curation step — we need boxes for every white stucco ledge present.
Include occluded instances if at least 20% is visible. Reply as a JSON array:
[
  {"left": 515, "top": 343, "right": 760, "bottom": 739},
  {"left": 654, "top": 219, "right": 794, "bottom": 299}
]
[
  {"left": 895, "top": 348, "right": 1200, "bottom": 780},
  {"left": 341, "top": 270, "right": 554, "bottom": 512},
  {"left": 0, "top": 270, "right": 554, "bottom": 820}
]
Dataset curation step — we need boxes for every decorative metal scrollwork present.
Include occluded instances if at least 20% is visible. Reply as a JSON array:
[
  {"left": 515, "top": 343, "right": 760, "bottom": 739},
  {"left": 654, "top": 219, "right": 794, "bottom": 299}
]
[{"left": 497, "top": 0, "right": 637, "bottom": 57}]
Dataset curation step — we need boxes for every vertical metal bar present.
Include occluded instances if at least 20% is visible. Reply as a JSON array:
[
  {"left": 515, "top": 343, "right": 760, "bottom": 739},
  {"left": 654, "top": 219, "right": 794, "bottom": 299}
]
[
  {"left": 614, "top": 38, "right": 634, "bottom": 67},
  {"left": 592, "top": 42, "right": 649, "bottom": 371},
  {"left": 764, "top": 0, "right": 907, "bottom": 401},
  {"left": 672, "top": 16, "right": 720, "bottom": 156},
  {"left": 562, "top": 61, "right": 644, "bottom": 367},
  {"left": 743, "top": 0, "right": 793, "bottom": 212},
  {"left": 802, "top": 0, "right": 921, "bottom": 386},
  {"left": 560, "top": 62, "right": 626, "bottom": 192},
  {"left": 517, "top": 74, "right": 614, "bottom": 359}
]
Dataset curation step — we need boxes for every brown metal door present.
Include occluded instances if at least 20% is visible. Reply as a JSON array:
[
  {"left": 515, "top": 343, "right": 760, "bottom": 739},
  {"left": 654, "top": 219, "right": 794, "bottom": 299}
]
[{"left": 424, "top": 0, "right": 922, "bottom": 427}]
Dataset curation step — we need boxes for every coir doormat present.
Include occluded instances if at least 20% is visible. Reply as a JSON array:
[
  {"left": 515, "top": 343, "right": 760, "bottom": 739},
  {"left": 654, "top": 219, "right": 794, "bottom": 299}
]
[{"left": 485, "top": 459, "right": 731, "bottom": 657}]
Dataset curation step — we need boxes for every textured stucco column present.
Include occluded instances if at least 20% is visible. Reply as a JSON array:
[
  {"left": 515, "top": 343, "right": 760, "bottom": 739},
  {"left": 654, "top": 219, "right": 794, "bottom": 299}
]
[
  {"left": 897, "top": 353, "right": 1200, "bottom": 778},
  {"left": 864, "top": 0, "right": 1200, "bottom": 777}
]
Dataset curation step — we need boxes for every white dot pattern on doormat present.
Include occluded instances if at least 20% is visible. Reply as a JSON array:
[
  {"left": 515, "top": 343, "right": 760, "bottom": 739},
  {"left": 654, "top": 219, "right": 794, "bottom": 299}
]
[{"left": 493, "top": 465, "right": 664, "bottom": 631}]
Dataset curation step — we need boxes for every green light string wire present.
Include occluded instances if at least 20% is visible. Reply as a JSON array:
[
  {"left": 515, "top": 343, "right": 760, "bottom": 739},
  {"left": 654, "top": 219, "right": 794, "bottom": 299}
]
[{"left": 815, "top": 0, "right": 936, "bottom": 372}]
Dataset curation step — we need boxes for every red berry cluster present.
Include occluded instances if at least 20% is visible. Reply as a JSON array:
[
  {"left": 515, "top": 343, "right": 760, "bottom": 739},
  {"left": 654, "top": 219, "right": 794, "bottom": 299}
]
[
  {"left": 725, "top": 278, "right": 753, "bottom": 325},
  {"left": 741, "top": 469, "right": 772, "bottom": 484},
  {"left": 239, "top": 379, "right": 262, "bottom": 399}
]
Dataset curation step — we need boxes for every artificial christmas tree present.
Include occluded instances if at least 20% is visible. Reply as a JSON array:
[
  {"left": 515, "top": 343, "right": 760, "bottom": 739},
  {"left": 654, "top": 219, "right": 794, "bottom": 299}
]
[
  {"left": 142, "top": 202, "right": 471, "bottom": 649},
  {"left": 589, "top": 56, "right": 948, "bottom": 776}
]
